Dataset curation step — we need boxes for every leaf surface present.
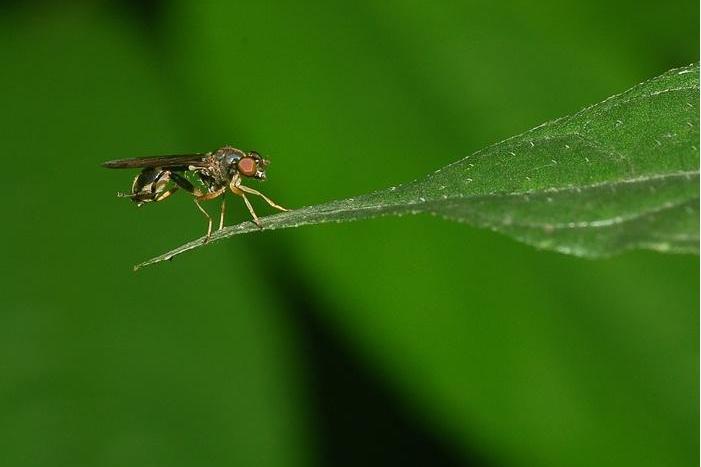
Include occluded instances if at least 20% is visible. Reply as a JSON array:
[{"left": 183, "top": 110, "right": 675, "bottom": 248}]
[{"left": 137, "top": 64, "right": 699, "bottom": 270}]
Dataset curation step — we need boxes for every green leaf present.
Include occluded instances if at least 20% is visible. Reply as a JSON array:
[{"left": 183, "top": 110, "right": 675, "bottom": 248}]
[{"left": 137, "top": 63, "right": 699, "bottom": 270}]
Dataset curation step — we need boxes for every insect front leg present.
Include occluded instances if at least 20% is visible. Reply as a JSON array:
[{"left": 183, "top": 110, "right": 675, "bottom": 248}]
[
  {"left": 235, "top": 184, "right": 288, "bottom": 212},
  {"left": 229, "top": 177, "right": 262, "bottom": 227}
]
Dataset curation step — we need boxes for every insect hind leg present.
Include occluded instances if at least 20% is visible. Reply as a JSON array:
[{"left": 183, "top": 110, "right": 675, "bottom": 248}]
[{"left": 154, "top": 186, "right": 178, "bottom": 202}]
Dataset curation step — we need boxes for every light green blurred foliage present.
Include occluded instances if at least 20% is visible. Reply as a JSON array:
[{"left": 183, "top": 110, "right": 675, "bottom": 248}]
[
  {"left": 0, "top": 1, "right": 698, "bottom": 467},
  {"left": 0, "top": 5, "right": 309, "bottom": 467}
]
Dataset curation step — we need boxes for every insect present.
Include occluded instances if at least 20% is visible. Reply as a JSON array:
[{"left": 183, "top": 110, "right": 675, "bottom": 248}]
[{"left": 102, "top": 146, "right": 288, "bottom": 241}]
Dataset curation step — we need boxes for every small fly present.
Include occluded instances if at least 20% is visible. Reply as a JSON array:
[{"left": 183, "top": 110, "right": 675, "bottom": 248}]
[{"left": 102, "top": 146, "right": 288, "bottom": 241}]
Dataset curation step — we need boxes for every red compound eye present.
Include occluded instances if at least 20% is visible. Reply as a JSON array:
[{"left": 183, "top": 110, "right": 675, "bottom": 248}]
[{"left": 237, "top": 157, "right": 257, "bottom": 176}]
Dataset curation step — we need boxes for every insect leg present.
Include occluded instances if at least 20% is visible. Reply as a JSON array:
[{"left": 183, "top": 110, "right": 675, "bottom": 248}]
[
  {"left": 240, "top": 192, "right": 261, "bottom": 227},
  {"left": 154, "top": 186, "right": 179, "bottom": 202},
  {"left": 196, "top": 187, "right": 226, "bottom": 201},
  {"left": 235, "top": 184, "right": 289, "bottom": 212},
  {"left": 121, "top": 168, "right": 175, "bottom": 206},
  {"left": 192, "top": 187, "right": 226, "bottom": 242},
  {"left": 170, "top": 171, "right": 215, "bottom": 239},
  {"left": 152, "top": 171, "right": 179, "bottom": 202},
  {"left": 193, "top": 198, "right": 213, "bottom": 242},
  {"left": 229, "top": 183, "right": 262, "bottom": 227},
  {"left": 117, "top": 170, "right": 155, "bottom": 203},
  {"left": 219, "top": 197, "right": 226, "bottom": 230},
  {"left": 171, "top": 171, "right": 226, "bottom": 201},
  {"left": 130, "top": 173, "right": 141, "bottom": 193}
]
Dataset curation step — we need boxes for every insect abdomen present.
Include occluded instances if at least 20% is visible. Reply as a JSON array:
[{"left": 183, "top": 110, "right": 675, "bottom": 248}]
[{"left": 129, "top": 168, "right": 173, "bottom": 205}]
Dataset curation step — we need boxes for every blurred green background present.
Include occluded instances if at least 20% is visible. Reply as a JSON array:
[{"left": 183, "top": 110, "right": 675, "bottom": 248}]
[{"left": 0, "top": 1, "right": 697, "bottom": 466}]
